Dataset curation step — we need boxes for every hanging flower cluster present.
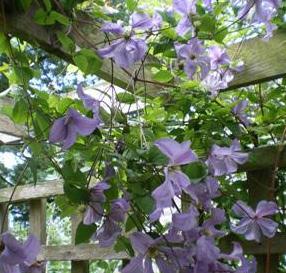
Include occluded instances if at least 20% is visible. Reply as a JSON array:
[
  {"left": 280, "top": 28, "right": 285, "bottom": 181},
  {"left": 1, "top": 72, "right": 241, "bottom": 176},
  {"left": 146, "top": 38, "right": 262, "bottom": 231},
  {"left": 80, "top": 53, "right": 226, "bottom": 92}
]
[{"left": 0, "top": 233, "right": 43, "bottom": 273}]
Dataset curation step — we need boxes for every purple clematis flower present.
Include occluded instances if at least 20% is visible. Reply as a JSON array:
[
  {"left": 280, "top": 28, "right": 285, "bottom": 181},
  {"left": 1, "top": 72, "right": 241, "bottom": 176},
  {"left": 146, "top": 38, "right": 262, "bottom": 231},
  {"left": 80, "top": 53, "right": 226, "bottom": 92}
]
[
  {"left": 173, "top": 0, "right": 196, "bottom": 36},
  {"left": 150, "top": 170, "right": 192, "bottom": 222},
  {"left": 150, "top": 138, "right": 197, "bottom": 221},
  {"left": 175, "top": 39, "right": 210, "bottom": 80},
  {"left": 92, "top": 198, "right": 129, "bottom": 247},
  {"left": 207, "top": 139, "right": 248, "bottom": 176},
  {"left": 0, "top": 233, "right": 42, "bottom": 273},
  {"left": 202, "top": 69, "right": 234, "bottom": 96},
  {"left": 131, "top": 12, "right": 154, "bottom": 30},
  {"left": 83, "top": 182, "right": 110, "bottom": 225},
  {"left": 232, "top": 200, "right": 278, "bottom": 242},
  {"left": 101, "top": 22, "right": 124, "bottom": 35},
  {"left": 93, "top": 218, "right": 122, "bottom": 247},
  {"left": 49, "top": 108, "right": 100, "bottom": 149},
  {"left": 121, "top": 232, "right": 177, "bottom": 273},
  {"left": 77, "top": 85, "right": 102, "bottom": 120},
  {"left": 208, "top": 46, "right": 230, "bottom": 70},
  {"left": 186, "top": 176, "right": 220, "bottom": 209},
  {"left": 98, "top": 36, "right": 147, "bottom": 69},
  {"left": 172, "top": 205, "right": 199, "bottom": 231},
  {"left": 154, "top": 138, "right": 197, "bottom": 166},
  {"left": 235, "top": 0, "right": 281, "bottom": 38},
  {"left": 232, "top": 99, "right": 250, "bottom": 126}
]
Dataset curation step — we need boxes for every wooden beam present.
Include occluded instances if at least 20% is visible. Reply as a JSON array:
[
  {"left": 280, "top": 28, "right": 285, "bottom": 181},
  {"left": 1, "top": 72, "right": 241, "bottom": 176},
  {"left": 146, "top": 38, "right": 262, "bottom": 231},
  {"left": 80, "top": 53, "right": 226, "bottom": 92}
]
[
  {"left": 0, "top": 5, "right": 286, "bottom": 97},
  {"left": 0, "top": 98, "right": 25, "bottom": 138},
  {"left": 37, "top": 232, "right": 286, "bottom": 262},
  {"left": 0, "top": 180, "right": 64, "bottom": 203},
  {"left": 227, "top": 30, "right": 286, "bottom": 89},
  {"left": 38, "top": 244, "right": 128, "bottom": 261}
]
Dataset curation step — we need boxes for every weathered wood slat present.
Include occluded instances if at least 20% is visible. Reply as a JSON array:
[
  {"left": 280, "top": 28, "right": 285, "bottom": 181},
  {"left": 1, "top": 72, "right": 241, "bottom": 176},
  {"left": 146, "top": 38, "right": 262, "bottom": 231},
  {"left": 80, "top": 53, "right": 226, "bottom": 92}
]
[
  {"left": 0, "top": 4, "right": 286, "bottom": 96},
  {"left": 227, "top": 30, "right": 286, "bottom": 89},
  {"left": 0, "top": 144, "right": 285, "bottom": 203},
  {"left": 38, "top": 244, "right": 128, "bottom": 261},
  {"left": 0, "top": 180, "right": 64, "bottom": 203},
  {"left": 37, "top": 232, "right": 286, "bottom": 262}
]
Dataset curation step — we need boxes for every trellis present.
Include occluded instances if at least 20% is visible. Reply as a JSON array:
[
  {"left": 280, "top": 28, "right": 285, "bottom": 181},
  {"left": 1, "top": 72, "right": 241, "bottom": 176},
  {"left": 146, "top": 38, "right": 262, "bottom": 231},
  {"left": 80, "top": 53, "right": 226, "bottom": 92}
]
[{"left": 0, "top": 3, "right": 286, "bottom": 273}]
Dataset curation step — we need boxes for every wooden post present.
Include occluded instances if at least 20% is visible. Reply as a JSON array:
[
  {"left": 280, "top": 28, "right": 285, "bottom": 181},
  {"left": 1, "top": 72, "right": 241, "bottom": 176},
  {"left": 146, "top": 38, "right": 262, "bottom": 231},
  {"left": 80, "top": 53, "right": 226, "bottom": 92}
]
[
  {"left": 71, "top": 214, "right": 89, "bottom": 273},
  {"left": 247, "top": 169, "right": 280, "bottom": 273},
  {"left": 29, "top": 199, "right": 47, "bottom": 272},
  {"left": 0, "top": 203, "right": 8, "bottom": 232}
]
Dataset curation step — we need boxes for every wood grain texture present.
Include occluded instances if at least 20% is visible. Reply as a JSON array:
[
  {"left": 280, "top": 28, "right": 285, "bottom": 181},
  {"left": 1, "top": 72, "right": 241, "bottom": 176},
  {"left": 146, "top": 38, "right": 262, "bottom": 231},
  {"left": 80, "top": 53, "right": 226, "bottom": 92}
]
[
  {"left": 0, "top": 180, "right": 64, "bottom": 203},
  {"left": 0, "top": 4, "right": 285, "bottom": 97},
  {"left": 38, "top": 244, "right": 129, "bottom": 261},
  {"left": 0, "top": 98, "right": 25, "bottom": 138},
  {"left": 228, "top": 30, "right": 286, "bottom": 89}
]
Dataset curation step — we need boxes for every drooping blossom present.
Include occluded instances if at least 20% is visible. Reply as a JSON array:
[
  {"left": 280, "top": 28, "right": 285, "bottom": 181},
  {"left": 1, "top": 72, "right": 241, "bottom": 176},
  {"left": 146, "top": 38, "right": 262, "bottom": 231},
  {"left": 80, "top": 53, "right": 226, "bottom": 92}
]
[
  {"left": 234, "top": 0, "right": 281, "bottom": 38},
  {"left": 207, "top": 139, "right": 248, "bottom": 176},
  {"left": 121, "top": 232, "right": 178, "bottom": 273},
  {"left": 131, "top": 13, "right": 154, "bottom": 30},
  {"left": 202, "top": 69, "right": 234, "bottom": 96},
  {"left": 101, "top": 22, "right": 124, "bottom": 35},
  {"left": 98, "top": 36, "right": 147, "bottom": 69},
  {"left": 49, "top": 108, "right": 100, "bottom": 149},
  {"left": 83, "top": 182, "right": 110, "bottom": 225},
  {"left": 93, "top": 198, "right": 129, "bottom": 247},
  {"left": 175, "top": 38, "right": 210, "bottom": 80},
  {"left": 173, "top": 0, "right": 196, "bottom": 36},
  {"left": 232, "top": 99, "right": 250, "bottom": 126},
  {"left": 154, "top": 138, "right": 197, "bottom": 166},
  {"left": 77, "top": 85, "right": 102, "bottom": 121},
  {"left": 232, "top": 200, "right": 278, "bottom": 242},
  {"left": 172, "top": 205, "right": 199, "bottom": 231},
  {"left": 186, "top": 176, "right": 220, "bottom": 209},
  {"left": 0, "top": 233, "right": 42, "bottom": 273},
  {"left": 208, "top": 46, "right": 230, "bottom": 70},
  {"left": 150, "top": 138, "right": 197, "bottom": 221}
]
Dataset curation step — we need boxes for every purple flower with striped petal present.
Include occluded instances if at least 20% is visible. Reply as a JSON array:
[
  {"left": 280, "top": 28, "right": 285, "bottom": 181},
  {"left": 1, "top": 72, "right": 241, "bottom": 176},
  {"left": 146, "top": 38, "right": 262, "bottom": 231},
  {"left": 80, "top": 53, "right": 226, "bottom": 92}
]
[
  {"left": 173, "top": 0, "right": 196, "bottom": 36},
  {"left": 207, "top": 139, "right": 248, "bottom": 176},
  {"left": 131, "top": 12, "right": 153, "bottom": 30},
  {"left": 208, "top": 46, "right": 230, "bottom": 70},
  {"left": 83, "top": 182, "right": 110, "bottom": 225},
  {"left": 175, "top": 39, "right": 210, "bottom": 80},
  {"left": 98, "top": 37, "right": 147, "bottom": 69},
  {"left": 122, "top": 232, "right": 177, "bottom": 273},
  {"left": 101, "top": 22, "right": 124, "bottom": 35},
  {"left": 49, "top": 108, "right": 100, "bottom": 149},
  {"left": 77, "top": 84, "right": 102, "bottom": 119},
  {"left": 0, "top": 233, "right": 42, "bottom": 273},
  {"left": 232, "top": 200, "right": 278, "bottom": 242},
  {"left": 232, "top": 99, "right": 250, "bottom": 126},
  {"left": 172, "top": 205, "right": 199, "bottom": 231},
  {"left": 154, "top": 138, "right": 197, "bottom": 166}
]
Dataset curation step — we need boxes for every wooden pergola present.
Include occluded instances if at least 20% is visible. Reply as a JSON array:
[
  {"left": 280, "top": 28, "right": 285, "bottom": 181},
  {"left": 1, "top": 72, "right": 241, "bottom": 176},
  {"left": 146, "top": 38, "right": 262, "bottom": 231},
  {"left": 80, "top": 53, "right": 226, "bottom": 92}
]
[{"left": 0, "top": 3, "right": 286, "bottom": 273}]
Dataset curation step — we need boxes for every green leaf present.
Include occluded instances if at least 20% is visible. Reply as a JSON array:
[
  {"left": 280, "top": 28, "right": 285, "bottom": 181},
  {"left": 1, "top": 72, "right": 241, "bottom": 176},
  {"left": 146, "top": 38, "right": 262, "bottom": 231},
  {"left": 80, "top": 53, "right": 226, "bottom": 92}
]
[
  {"left": 152, "top": 70, "right": 173, "bottom": 83},
  {"left": 75, "top": 222, "right": 97, "bottom": 244},
  {"left": 12, "top": 98, "right": 28, "bottom": 124},
  {"left": 12, "top": 66, "right": 34, "bottom": 85},
  {"left": 182, "top": 161, "right": 208, "bottom": 183},
  {"left": 16, "top": 0, "right": 33, "bottom": 11},
  {"left": 43, "top": 0, "right": 52, "bottom": 11},
  {"left": 57, "top": 32, "right": 75, "bottom": 53},
  {"left": 126, "top": 0, "right": 138, "bottom": 11},
  {"left": 49, "top": 11, "right": 70, "bottom": 26},
  {"left": 64, "top": 182, "right": 90, "bottom": 204},
  {"left": 73, "top": 49, "right": 103, "bottom": 75},
  {"left": 114, "top": 236, "right": 134, "bottom": 257},
  {"left": 116, "top": 92, "right": 136, "bottom": 104}
]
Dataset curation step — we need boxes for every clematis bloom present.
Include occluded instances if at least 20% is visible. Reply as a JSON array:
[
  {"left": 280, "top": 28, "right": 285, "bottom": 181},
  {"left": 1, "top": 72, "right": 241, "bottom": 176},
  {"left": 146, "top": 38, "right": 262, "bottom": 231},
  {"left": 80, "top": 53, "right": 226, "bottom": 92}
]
[
  {"left": 232, "top": 200, "right": 278, "bottom": 242},
  {"left": 49, "top": 108, "right": 100, "bottom": 149},
  {"left": 207, "top": 139, "right": 248, "bottom": 176}
]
